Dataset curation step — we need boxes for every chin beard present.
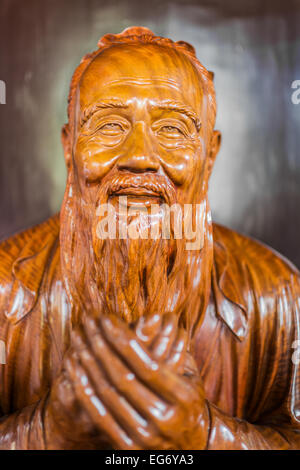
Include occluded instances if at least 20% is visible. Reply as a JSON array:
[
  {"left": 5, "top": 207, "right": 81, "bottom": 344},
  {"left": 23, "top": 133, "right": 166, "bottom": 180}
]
[
  {"left": 60, "top": 170, "right": 214, "bottom": 345},
  {"left": 92, "top": 230, "right": 180, "bottom": 324}
]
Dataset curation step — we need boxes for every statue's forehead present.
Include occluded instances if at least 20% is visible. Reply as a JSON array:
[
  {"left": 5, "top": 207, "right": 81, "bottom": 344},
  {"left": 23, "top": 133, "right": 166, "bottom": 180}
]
[{"left": 78, "top": 44, "right": 203, "bottom": 110}]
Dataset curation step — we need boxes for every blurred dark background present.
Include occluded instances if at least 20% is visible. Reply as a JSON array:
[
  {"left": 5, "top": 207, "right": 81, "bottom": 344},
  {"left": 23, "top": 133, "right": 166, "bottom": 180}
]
[{"left": 0, "top": 0, "right": 300, "bottom": 267}]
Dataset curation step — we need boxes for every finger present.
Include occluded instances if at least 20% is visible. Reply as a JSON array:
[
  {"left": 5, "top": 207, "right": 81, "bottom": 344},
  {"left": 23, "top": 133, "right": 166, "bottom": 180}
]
[
  {"left": 150, "top": 313, "right": 179, "bottom": 362},
  {"left": 64, "top": 352, "right": 138, "bottom": 450},
  {"left": 82, "top": 317, "right": 172, "bottom": 421},
  {"left": 72, "top": 330, "right": 167, "bottom": 449},
  {"left": 135, "top": 312, "right": 162, "bottom": 346},
  {"left": 98, "top": 315, "right": 196, "bottom": 405},
  {"left": 165, "top": 327, "right": 188, "bottom": 375}
]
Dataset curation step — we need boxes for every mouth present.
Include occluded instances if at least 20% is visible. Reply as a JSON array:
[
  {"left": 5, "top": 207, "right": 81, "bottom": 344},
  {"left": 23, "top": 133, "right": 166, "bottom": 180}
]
[{"left": 109, "top": 187, "right": 164, "bottom": 207}]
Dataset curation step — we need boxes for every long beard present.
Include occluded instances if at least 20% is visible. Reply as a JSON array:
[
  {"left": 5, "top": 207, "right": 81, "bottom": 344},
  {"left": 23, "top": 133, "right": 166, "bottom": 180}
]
[{"left": 60, "top": 170, "right": 213, "bottom": 347}]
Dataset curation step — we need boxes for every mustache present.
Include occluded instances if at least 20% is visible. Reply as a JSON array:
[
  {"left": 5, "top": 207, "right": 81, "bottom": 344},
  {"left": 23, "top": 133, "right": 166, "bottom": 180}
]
[{"left": 100, "top": 171, "right": 176, "bottom": 205}]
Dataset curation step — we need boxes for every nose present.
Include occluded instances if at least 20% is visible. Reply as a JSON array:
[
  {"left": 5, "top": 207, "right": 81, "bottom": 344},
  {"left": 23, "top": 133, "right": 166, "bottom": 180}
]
[{"left": 117, "top": 122, "right": 160, "bottom": 173}]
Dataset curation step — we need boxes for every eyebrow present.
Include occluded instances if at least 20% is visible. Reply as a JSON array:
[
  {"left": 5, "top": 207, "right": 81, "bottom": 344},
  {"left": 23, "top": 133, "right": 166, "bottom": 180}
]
[
  {"left": 80, "top": 98, "right": 201, "bottom": 131},
  {"left": 80, "top": 99, "right": 128, "bottom": 127},
  {"left": 152, "top": 100, "right": 201, "bottom": 131}
]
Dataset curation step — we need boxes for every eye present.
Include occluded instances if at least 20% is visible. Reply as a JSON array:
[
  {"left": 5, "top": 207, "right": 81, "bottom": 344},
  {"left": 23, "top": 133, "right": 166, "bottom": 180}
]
[
  {"left": 158, "top": 125, "right": 185, "bottom": 138},
  {"left": 99, "top": 122, "right": 124, "bottom": 135}
]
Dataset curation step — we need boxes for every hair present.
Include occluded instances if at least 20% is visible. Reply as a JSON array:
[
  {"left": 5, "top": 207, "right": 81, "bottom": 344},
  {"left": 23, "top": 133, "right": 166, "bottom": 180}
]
[{"left": 67, "top": 26, "right": 217, "bottom": 135}]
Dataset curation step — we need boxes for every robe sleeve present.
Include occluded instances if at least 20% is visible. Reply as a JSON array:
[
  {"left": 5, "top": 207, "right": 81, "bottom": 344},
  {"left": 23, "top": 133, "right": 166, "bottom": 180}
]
[
  {"left": 0, "top": 397, "right": 49, "bottom": 449},
  {"left": 204, "top": 271, "right": 300, "bottom": 449}
]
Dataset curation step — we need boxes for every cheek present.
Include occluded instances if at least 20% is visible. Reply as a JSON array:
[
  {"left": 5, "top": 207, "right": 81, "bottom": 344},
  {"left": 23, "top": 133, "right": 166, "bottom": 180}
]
[
  {"left": 74, "top": 138, "right": 123, "bottom": 183},
  {"left": 160, "top": 139, "right": 205, "bottom": 187}
]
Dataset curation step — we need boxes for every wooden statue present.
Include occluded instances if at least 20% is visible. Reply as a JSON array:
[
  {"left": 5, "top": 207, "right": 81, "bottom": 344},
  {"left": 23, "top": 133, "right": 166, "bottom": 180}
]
[{"left": 0, "top": 27, "right": 299, "bottom": 450}]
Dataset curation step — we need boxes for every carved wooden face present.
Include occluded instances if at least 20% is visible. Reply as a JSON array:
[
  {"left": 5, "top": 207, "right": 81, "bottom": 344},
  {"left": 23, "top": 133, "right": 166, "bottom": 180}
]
[{"left": 71, "top": 43, "right": 212, "bottom": 208}]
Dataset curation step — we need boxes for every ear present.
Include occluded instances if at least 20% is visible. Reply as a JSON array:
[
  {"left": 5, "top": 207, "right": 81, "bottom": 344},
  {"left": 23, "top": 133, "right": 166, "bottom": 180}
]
[
  {"left": 207, "top": 130, "right": 221, "bottom": 179},
  {"left": 61, "top": 123, "right": 72, "bottom": 170}
]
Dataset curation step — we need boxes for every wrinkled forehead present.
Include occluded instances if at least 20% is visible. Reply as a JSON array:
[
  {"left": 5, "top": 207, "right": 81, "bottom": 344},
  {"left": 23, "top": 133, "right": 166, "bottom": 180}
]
[{"left": 78, "top": 43, "right": 204, "bottom": 112}]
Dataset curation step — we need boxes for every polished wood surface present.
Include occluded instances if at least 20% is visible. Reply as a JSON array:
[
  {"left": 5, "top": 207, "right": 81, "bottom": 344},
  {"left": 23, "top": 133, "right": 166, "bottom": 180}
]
[{"left": 0, "top": 27, "right": 300, "bottom": 449}]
